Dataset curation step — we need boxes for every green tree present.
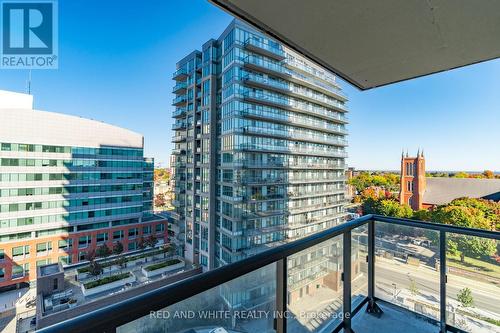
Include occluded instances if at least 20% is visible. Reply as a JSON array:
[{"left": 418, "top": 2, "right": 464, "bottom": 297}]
[
  {"left": 433, "top": 204, "right": 496, "bottom": 262},
  {"left": 112, "top": 241, "right": 124, "bottom": 255},
  {"left": 377, "top": 199, "right": 413, "bottom": 218},
  {"left": 408, "top": 277, "right": 419, "bottom": 296},
  {"left": 454, "top": 235, "right": 497, "bottom": 262},
  {"left": 453, "top": 172, "right": 469, "bottom": 178},
  {"left": 457, "top": 287, "right": 474, "bottom": 307},
  {"left": 115, "top": 255, "right": 127, "bottom": 273},
  {"left": 95, "top": 244, "right": 111, "bottom": 258}
]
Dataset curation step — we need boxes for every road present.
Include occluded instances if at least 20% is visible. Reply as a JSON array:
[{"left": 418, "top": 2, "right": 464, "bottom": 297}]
[{"left": 371, "top": 259, "right": 500, "bottom": 315}]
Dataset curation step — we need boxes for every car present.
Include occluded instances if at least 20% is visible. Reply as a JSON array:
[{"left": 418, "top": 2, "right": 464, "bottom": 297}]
[{"left": 209, "top": 328, "right": 229, "bottom": 333}]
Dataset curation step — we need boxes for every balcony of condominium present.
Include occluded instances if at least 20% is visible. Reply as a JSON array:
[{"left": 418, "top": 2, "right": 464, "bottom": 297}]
[{"left": 37, "top": 215, "right": 499, "bottom": 333}]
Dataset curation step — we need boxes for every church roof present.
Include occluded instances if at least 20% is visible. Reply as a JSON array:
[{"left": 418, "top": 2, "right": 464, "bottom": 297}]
[{"left": 423, "top": 177, "right": 500, "bottom": 205}]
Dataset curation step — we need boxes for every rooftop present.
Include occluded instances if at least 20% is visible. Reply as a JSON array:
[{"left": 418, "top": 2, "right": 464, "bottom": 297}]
[{"left": 424, "top": 177, "right": 500, "bottom": 205}]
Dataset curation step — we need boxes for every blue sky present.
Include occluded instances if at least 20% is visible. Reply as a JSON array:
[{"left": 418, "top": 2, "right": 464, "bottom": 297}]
[{"left": 0, "top": 0, "right": 498, "bottom": 172}]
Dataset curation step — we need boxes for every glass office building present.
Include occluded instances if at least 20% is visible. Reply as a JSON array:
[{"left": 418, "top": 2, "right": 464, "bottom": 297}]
[
  {"left": 0, "top": 93, "right": 166, "bottom": 290},
  {"left": 171, "top": 20, "right": 349, "bottom": 301}
]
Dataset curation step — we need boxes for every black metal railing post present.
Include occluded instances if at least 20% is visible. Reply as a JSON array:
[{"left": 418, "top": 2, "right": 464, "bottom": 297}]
[
  {"left": 439, "top": 230, "right": 447, "bottom": 333},
  {"left": 366, "top": 219, "right": 382, "bottom": 316},
  {"left": 276, "top": 258, "right": 287, "bottom": 333},
  {"left": 343, "top": 230, "right": 353, "bottom": 333}
]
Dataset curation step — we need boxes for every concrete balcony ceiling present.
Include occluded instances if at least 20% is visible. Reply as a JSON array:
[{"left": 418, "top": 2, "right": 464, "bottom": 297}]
[{"left": 210, "top": 0, "right": 500, "bottom": 90}]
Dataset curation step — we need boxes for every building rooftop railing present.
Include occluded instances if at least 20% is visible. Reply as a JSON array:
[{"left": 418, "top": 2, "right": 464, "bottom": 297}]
[{"left": 37, "top": 214, "right": 500, "bottom": 333}]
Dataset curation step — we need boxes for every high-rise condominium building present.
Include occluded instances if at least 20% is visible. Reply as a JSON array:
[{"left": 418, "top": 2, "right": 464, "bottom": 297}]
[
  {"left": 0, "top": 90, "right": 167, "bottom": 290},
  {"left": 171, "top": 20, "right": 348, "bottom": 276}
]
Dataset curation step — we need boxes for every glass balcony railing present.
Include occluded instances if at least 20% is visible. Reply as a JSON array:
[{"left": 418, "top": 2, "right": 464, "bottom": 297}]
[
  {"left": 242, "top": 55, "right": 287, "bottom": 75},
  {"left": 172, "top": 67, "right": 188, "bottom": 80},
  {"left": 171, "top": 122, "right": 187, "bottom": 130},
  {"left": 172, "top": 82, "right": 187, "bottom": 93},
  {"left": 242, "top": 90, "right": 349, "bottom": 124},
  {"left": 243, "top": 73, "right": 348, "bottom": 112},
  {"left": 36, "top": 215, "right": 500, "bottom": 333},
  {"left": 238, "top": 142, "right": 348, "bottom": 158},
  {"left": 172, "top": 95, "right": 188, "bottom": 106},
  {"left": 237, "top": 126, "right": 348, "bottom": 146},
  {"left": 244, "top": 38, "right": 286, "bottom": 59},
  {"left": 172, "top": 107, "right": 186, "bottom": 118}
]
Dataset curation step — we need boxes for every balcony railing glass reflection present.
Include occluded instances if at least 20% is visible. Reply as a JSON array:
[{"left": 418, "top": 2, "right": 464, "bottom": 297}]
[{"left": 37, "top": 215, "right": 500, "bottom": 333}]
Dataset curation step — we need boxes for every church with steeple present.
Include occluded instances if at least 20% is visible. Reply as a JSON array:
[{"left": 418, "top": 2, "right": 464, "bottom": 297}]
[{"left": 399, "top": 150, "right": 500, "bottom": 210}]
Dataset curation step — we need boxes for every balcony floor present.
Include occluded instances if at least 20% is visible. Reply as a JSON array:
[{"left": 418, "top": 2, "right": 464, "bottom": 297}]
[{"left": 349, "top": 302, "right": 439, "bottom": 333}]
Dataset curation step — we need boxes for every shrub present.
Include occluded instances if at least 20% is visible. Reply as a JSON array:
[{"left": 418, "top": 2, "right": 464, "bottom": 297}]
[
  {"left": 144, "top": 259, "right": 182, "bottom": 272},
  {"left": 83, "top": 272, "right": 131, "bottom": 289}
]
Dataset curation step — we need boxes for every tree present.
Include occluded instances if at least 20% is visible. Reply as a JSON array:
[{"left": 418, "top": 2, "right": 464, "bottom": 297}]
[
  {"left": 85, "top": 249, "right": 96, "bottom": 262},
  {"left": 154, "top": 168, "right": 171, "bottom": 182},
  {"left": 454, "top": 235, "right": 497, "bottom": 262},
  {"left": 457, "top": 287, "right": 474, "bottom": 307},
  {"left": 115, "top": 255, "right": 127, "bottom": 273},
  {"left": 155, "top": 193, "right": 167, "bottom": 208},
  {"left": 483, "top": 170, "right": 494, "bottom": 179},
  {"left": 112, "top": 241, "right": 124, "bottom": 255},
  {"left": 145, "top": 234, "right": 158, "bottom": 248},
  {"left": 408, "top": 277, "right": 419, "bottom": 296},
  {"left": 88, "top": 260, "right": 103, "bottom": 277},
  {"left": 137, "top": 236, "right": 146, "bottom": 250},
  {"left": 433, "top": 204, "right": 496, "bottom": 261},
  {"left": 377, "top": 199, "right": 413, "bottom": 218},
  {"left": 95, "top": 244, "right": 111, "bottom": 258},
  {"left": 453, "top": 172, "right": 469, "bottom": 178}
]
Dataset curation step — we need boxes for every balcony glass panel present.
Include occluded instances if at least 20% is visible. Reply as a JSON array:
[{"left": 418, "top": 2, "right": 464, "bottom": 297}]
[
  {"left": 117, "top": 263, "right": 277, "bottom": 333},
  {"left": 287, "top": 235, "right": 343, "bottom": 333},
  {"left": 352, "top": 225, "right": 368, "bottom": 309},
  {"left": 445, "top": 234, "right": 499, "bottom": 332},
  {"left": 374, "top": 221, "right": 441, "bottom": 321}
]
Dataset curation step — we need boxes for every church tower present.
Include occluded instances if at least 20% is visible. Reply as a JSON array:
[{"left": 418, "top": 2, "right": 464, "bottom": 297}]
[{"left": 399, "top": 150, "right": 426, "bottom": 210}]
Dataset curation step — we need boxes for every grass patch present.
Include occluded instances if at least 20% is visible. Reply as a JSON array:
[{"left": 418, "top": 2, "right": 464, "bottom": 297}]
[
  {"left": 144, "top": 259, "right": 182, "bottom": 272},
  {"left": 83, "top": 272, "right": 131, "bottom": 289},
  {"left": 447, "top": 254, "right": 500, "bottom": 280}
]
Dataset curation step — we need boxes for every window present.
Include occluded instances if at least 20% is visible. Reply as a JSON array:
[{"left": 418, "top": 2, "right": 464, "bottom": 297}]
[
  {"left": 0, "top": 249, "right": 4, "bottom": 261},
  {"left": 59, "top": 255, "right": 72, "bottom": 265},
  {"left": 58, "top": 239, "right": 72, "bottom": 250},
  {"left": 142, "top": 226, "right": 151, "bottom": 235},
  {"left": 78, "top": 235, "right": 91, "bottom": 248},
  {"left": 128, "top": 242, "right": 137, "bottom": 251},
  {"left": 53, "top": 278, "right": 58, "bottom": 290},
  {"left": 36, "top": 242, "right": 52, "bottom": 253},
  {"left": 0, "top": 268, "right": 4, "bottom": 279},
  {"left": 12, "top": 245, "right": 29, "bottom": 257},
  {"left": 406, "top": 181, "right": 413, "bottom": 192},
  {"left": 155, "top": 223, "right": 165, "bottom": 233},
  {"left": 12, "top": 265, "right": 24, "bottom": 278},
  {"left": 96, "top": 232, "right": 108, "bottom": 243},
  {"left": 78, "top": 252, "right": 86, "bottom": 261},
  {"left": 113, "top": 230, "right": 124, "bottom": 240},
  {"left": 37, "top": 259, "right": 52, "bottom": 266},
  {"left": 128, "top": 228, "right": 138, "bottom": 238}
]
